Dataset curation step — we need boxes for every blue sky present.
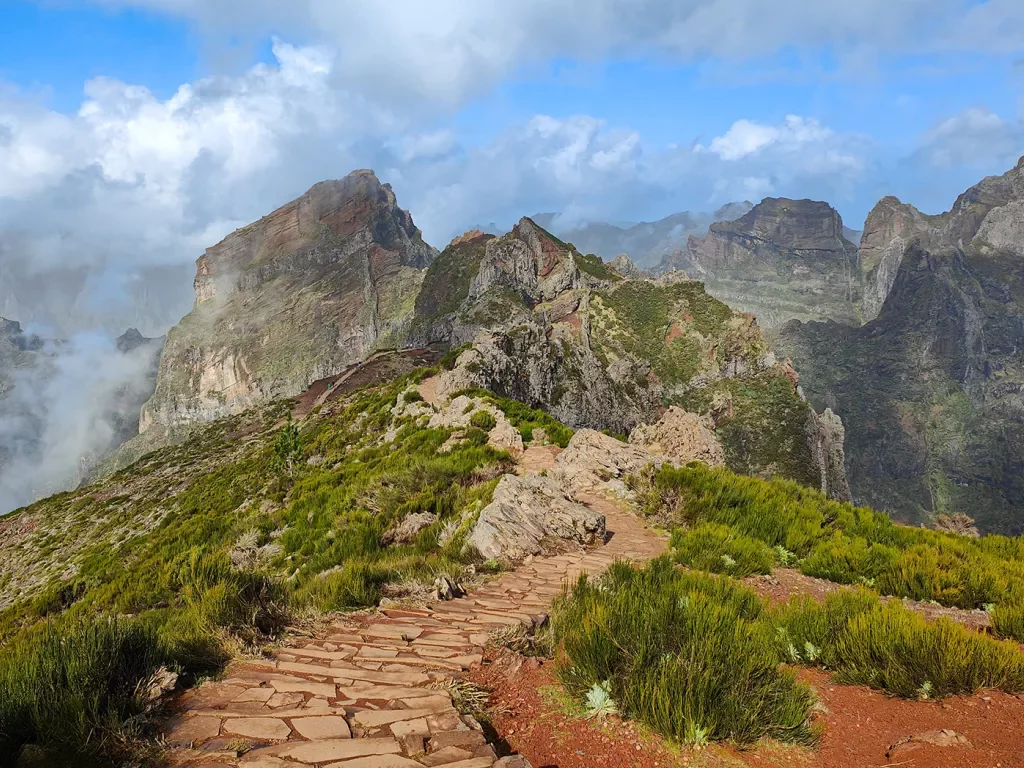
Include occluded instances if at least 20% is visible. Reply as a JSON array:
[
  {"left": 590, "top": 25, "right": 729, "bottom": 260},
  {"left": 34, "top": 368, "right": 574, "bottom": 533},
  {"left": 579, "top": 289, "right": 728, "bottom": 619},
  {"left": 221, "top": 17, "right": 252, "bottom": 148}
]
[{"left": 1, "top": 0, "right": 1023, "bottom": 276}]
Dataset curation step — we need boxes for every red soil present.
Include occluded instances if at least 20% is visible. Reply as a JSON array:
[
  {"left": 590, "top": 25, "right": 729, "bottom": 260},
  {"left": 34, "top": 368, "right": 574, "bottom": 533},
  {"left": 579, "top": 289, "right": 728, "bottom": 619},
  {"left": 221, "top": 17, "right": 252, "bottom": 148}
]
[{"left": 473, "top": 651, "right": 1024, "bottom": 768}]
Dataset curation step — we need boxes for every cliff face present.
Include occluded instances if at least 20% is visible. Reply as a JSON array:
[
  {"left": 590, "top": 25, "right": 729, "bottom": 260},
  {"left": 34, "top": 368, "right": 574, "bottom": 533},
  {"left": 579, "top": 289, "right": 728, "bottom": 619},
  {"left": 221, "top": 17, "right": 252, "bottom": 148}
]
[
  {"left": 663, "top": 198, "right": 862, "bottom": 330},
  {"left": 416, "top": 219, "right": 850, "bottom": 500},
  {"left": 138, "top": 171, "right": 436, "bottom": 435},
  {"left": 777, "top": 157, "right": 1024, "bottom": 533}
]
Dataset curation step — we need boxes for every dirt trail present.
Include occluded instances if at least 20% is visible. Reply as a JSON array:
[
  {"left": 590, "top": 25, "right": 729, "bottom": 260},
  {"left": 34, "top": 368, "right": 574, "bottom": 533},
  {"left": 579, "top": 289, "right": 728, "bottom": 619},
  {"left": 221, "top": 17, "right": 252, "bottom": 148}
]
[
  {"left": 163, "top": 458, "right": 667, "bottom": 767},
  {"left": 293, "top": 347, "right": 444, "bottom": 418}
]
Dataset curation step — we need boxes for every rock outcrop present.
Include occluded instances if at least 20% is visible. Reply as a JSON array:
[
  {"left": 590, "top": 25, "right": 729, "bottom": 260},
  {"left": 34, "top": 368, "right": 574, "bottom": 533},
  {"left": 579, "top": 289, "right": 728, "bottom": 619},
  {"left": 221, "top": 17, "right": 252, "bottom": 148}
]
[
  {"left": 138, "top": 171, "right": 436, "bottom": 436},
  {"left": 664, "top": 198, "right": 862, "bottom": 329},
  {"left": 610, "top": 254, "right": 650, "bottom": 280},
  {"left": 556, "top": 429, "right": 665, "bottom": 496},
  {"left": 419, "top": 217, "right": 849, "bottom": 495},
  {"left": 777, "top": 156, "right": 1024, "bottom": 532},
  {"left": 467, "top": 473, "right": 606, "bottom": 562},
  {"left": 629, "top": 407, "right": 726, "bottom": 468}
]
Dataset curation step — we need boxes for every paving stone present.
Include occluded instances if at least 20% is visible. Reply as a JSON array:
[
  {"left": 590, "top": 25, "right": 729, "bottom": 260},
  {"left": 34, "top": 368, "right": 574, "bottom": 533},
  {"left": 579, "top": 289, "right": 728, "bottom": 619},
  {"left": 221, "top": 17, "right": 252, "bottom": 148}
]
[
  {"left": 390, "top": 718, "right": 429, "bottom": 739},
  {"left": 269, "top": 678, "right": 337, "bottom": 698},
  {"left": 427, "top": 731, "right": 487, "bottom": 751},
  {"left": 341, "top": 685, "right": 448, "bottom": 701},
  {"left": 234, "top": 687, "right": 275, "bottom": 703},
  {"left": 163, "top": 715, "right": 222, "bottom": 746},
  {"left": 238, "top": 757, "right": 293, "bottom": 768},
  {"left": 355, "top": 704, "right": 452, "bottom": 728},
  {"left": 420, "top": 747, "right": 475, "bottom": 766},
  {"left": 357, "top": 646, "right": 401, "bottom": 659},
  {"left": 266, "top": 692, "right": 305, "bottom": 709},
  {"left": 223, "top": 718, "right": 291, "bottom": 740},
  {"left": 322, "top": 757, "right": 423, "bottom": 768},
  {"left": 292, "top": 715, "right": 352, "bottom": 740},
  {"left": 363, "top": 624, "right": 424, "bottom": 641},
  {"left": 278, "top": 737, "right": 402, "bottom": 763},
  {"left": 441, "top": 759, "right": 495, "bottom": 768},
  {"left": 425, "top": 712, "right": 464, "bottom": 732}
]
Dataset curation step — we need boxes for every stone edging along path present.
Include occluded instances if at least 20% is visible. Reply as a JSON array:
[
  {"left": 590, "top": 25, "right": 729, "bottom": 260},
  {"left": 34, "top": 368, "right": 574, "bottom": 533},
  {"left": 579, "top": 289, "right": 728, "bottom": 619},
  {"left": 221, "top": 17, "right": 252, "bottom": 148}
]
[{"left": 163, "top": 492, "right": 668, "bottom": 768}]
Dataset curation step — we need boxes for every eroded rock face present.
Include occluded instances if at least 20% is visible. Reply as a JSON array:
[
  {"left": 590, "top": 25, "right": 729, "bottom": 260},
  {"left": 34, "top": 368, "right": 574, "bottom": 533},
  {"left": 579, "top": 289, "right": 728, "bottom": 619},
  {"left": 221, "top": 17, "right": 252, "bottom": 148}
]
[
  {"left": 807, "top": 407, "right": 851, "bottom": 503},
  {"left": 858, "top": 197, "right": 943, "bottom": 320},
  {"left": 629, "top": 407, "right": 725, "bottom": 468},
  {"left": 139, "top": 171, "right": 436, "bottom": 434},
  {"left": 467, "top": 473, "right": 606, "bottom": 562},
  {"left": 662, "top": 198, "right": 862, "bottom": 329},
  {"left": 421, "top": 217, "right": 848, "bottom": 493},
  {"left": 777, "top": 156, "right": 1024, "bottom": 531}
]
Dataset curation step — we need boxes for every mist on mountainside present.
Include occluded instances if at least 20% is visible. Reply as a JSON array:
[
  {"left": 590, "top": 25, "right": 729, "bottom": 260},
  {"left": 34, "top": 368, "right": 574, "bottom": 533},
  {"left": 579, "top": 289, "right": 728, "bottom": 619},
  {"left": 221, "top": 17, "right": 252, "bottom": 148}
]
[{"left": 0, "top": 324, "right": 162, "bottom": 515}]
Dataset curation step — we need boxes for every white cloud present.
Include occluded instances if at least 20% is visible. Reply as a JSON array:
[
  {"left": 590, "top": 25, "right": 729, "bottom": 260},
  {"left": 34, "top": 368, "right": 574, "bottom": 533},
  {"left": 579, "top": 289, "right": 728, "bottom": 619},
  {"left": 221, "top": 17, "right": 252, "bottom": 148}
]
[
  {"left": 89, "top": 0, "right": 1023, "bottom": 110},
  {"left": 917, "top": 107, "right": 1024, "bottom": 169},
  {"left": 703, "top": 116, "right": 850, "bottom": 165},
  {"left": 381, "top": 114, "right": 870, "bottom": 243},
  {"left": 0, "top": 40, "right": 381, "bottom": 333}
]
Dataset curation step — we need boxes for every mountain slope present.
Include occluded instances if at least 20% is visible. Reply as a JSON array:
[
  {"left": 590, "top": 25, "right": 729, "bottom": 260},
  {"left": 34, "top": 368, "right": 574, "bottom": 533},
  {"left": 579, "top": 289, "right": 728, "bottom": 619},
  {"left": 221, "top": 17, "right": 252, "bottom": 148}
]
[
  {"left": 415, "top": 218, "right": 849, "bottom": 499},
  {"left": 129, "top": 171, "right": 435, "bottom": 455},
  {"left": 666, "top": 198, "right": 863, "bottom": 330},
  {"left": 777, "top": 157, "right": 1024, "bottom": 533}
]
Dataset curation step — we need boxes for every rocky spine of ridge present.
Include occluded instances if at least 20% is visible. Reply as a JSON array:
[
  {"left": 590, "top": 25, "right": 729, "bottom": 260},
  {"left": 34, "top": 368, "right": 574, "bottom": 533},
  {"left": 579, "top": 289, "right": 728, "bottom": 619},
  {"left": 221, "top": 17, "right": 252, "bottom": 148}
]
[
  {"left": 136, "top": 171, "right": 436, "bottom": 438},
  {"left": 777, "top": 156, "right": 1024, "bottom": 533},
  {"left": 663, "top": 198, "right": 862, "bottom": 329},
  {"left": 414, "top": 217, "right": 851, "bottom": 500}
]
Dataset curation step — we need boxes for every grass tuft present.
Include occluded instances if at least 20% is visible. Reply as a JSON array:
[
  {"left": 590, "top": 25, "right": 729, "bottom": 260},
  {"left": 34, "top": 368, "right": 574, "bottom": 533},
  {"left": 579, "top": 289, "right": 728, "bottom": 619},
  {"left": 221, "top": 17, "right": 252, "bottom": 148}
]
[{"left": 552, "top": 557, "right": 818, "bottom": 748}]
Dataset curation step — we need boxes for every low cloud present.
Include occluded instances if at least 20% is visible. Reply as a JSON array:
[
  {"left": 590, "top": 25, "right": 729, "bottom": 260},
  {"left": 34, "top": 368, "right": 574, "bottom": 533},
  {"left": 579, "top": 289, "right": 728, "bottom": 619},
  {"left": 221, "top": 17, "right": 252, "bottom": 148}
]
[{"left": 0, "top": 329, "right": 161, "bottom": 515}]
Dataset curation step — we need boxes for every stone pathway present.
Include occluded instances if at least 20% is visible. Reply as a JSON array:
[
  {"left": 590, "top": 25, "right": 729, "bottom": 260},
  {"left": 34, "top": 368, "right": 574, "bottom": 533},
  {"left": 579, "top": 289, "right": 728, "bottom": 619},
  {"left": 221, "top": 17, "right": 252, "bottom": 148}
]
[{"left": 163, "top": 494, "right": 665, "bottom": 768}]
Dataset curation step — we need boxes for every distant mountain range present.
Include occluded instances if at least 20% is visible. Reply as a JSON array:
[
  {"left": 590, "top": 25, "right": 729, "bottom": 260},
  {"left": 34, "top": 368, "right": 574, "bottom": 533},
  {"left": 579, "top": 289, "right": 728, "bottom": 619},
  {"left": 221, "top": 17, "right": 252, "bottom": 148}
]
[{"left": 475, "top": 202, "right": 755, "bottom": 269}]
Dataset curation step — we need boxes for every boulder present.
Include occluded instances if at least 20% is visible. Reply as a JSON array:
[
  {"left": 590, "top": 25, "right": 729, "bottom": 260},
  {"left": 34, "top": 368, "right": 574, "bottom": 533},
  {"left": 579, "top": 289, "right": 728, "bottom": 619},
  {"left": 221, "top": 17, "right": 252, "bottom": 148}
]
[
  {"left": 467, "top": 473, "right": 606, "bottom": 562},
  {"left": 629, "top": 407, "right": 725, "bottom": 467},
  {"left": 381, "top": 512, "right": 437, "bottom": 546},
  {"left": 556, "top": 429, "right": 663, "bottom": 495}
]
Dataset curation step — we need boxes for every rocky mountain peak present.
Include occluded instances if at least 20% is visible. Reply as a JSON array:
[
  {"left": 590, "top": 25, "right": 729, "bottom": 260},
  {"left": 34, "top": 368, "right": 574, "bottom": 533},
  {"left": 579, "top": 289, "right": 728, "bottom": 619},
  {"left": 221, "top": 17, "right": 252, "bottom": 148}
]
[
  {"left": 714, "top": 197, "right": 855, "bottom": 252},
  {"left": 131, "top": 170, "right": 437, "bottom": 443},
  {"left": 115, "top": 327, "right": 148, "bottom": 353},
  {"left": 668, "top": 197, "right": 861, "bottom": 329},
  {"left": 0, "top": 317, "right": 21, "bottom": 337},
  {"left": 194, "top": 170, "right": 433, "bottom": 306},
  {"left": 778, "top": 156, "right": 1024, "bottom": 533}
]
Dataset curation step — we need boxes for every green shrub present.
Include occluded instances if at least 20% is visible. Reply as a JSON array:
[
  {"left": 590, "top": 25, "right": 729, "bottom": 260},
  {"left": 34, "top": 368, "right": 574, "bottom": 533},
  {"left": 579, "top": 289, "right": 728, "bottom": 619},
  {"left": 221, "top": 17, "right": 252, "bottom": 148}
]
[
  {"left": 573, "top": 252, "right": 620, "bottom": 282},
  {"left": 0, "top": 617, "right": 167, "bottom": 767},
  {"left": 773, "top": 589, "right": 1024, "bottom": 699},
  {"left": 632, "top": 463, "right": 1024, "bottom": 610},
  {"left": 553, "top": 558, "right": 818, "bottom": 747},
  {"left": 671, "top": 523, "right": 776, "bottom": 577},
  {"left": 800, "top": 533, "right": 899, "bottom": 586},
  {"left": 403, "top": 389, "right": 424, "bottom": 403},
  {"left": 992, "top": 599, "right": 1024, "bottom": 644},
  {"left": 469, "top": 411, "right": 496, "bottom": 431}
]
